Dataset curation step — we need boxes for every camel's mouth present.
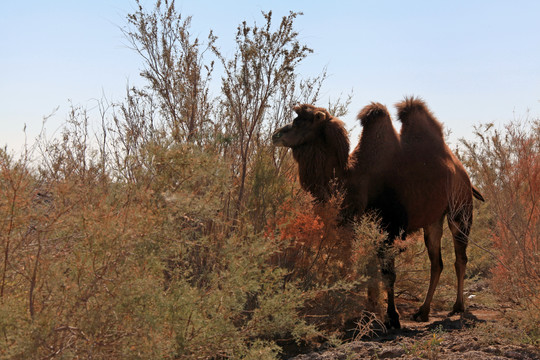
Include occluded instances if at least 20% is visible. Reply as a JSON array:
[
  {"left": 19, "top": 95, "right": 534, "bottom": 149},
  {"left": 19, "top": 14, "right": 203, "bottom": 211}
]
[
  {"left": 272, "top": 131, "right": 286, "bottom": 146},
  {"left": 272, "top": 124, "right": 292, "bottom": 147}
]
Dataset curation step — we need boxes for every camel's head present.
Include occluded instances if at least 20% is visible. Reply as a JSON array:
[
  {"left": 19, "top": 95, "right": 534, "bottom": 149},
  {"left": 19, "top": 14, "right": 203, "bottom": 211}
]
[{"left": 272, "top": 104, "right": 331, "bottom": 148}]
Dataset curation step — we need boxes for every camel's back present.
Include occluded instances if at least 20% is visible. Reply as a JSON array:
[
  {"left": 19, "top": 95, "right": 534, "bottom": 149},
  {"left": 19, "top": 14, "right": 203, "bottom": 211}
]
[{"left": 395, "top": 98, "right": 473, "bottom": 230}]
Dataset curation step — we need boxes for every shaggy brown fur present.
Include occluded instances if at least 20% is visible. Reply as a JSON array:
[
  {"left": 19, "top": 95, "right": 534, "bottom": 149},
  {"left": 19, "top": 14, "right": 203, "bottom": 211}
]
[
  {"left": 346, "top": 103, "right": 402, "bottom": 220},
  {"left": 348, "top": 103, "right": 406, "bottom": 327},
  {"left": 273, "top": 104, "right": 350, "bottom": 201},
  {"left": 396, "top": 96, "right": 444, "bottom": 139},
  {"left": 272, "top": 99, "right": 484, "bottom": 329},
  {"left": 393, "top": 97, "right": 481, "bottom": 323}
]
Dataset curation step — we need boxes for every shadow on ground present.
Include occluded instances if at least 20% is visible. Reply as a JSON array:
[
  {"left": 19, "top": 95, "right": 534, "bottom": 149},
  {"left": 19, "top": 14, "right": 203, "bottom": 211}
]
[{"left": 288, "top": 306, "right": 540, "bottom": 360}]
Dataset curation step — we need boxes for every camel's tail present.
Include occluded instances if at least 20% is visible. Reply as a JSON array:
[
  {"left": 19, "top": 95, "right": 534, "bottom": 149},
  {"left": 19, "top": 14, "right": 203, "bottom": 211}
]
[{"left": 472, "top": 186, "right": 485, "bottom": 202}]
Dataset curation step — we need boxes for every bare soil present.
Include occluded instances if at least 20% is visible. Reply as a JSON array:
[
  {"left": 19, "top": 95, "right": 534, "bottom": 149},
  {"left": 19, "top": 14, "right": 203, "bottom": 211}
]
[{"left": 290, "top": 303, "right": 540, "bottom": 360}]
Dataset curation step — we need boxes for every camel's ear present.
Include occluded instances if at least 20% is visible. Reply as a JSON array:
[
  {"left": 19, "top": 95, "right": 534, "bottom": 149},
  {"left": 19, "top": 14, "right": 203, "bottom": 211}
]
[{"left": 314, "top": 111, "right": 327, "bottom": 123}]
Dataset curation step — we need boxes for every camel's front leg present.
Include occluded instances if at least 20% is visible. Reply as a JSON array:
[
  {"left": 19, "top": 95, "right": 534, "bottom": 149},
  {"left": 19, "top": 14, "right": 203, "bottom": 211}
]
[{"left": 380, "top": 255, "right": 400, "bottom": 329}]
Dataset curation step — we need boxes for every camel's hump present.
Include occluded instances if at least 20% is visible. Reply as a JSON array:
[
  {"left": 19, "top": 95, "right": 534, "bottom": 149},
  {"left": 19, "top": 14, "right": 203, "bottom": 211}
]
[
  {"left": 396, "top": 96, "right": 444, "bottom": 138},
  {"left": 357, "top": 102, "right": 391, "bottom": 127}
]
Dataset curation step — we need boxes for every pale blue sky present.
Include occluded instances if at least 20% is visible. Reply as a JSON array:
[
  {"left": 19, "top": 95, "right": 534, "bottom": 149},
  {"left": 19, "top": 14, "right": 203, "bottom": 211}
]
[{"left": 1, "top": 1, "right": 539, "bottom": 152}]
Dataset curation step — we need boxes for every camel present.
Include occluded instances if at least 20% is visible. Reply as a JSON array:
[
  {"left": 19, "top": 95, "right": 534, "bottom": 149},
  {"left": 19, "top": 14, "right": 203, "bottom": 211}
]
[{"left": 272, "top": 98, "right": 484, "bottom": 329}]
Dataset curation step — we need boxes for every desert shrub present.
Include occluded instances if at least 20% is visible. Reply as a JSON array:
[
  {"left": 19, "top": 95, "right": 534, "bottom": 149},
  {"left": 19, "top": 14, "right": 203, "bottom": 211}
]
[
  {"left": 163, "top": 233, "right": 317, "bottom": 358},
  {"left": 264, "top": 190, "right": 389, "bottom": 332},
  {"left": 0, "top": 1, "right": 382, "bottom": 357},
  {"left": 246, "top": 148, "right": 297, "bottom": 233},
  {"left": 0, "top": 2, "right": 355, "bottom": 358},
  {"left": 0, "top": 122, "right": 320, "bottom": 359},
  {"left": 462, "top": 118, "right": 540, "bottom": 334},
  {"left": 267, "top": 191, "right": 355, "bottom": 288}
]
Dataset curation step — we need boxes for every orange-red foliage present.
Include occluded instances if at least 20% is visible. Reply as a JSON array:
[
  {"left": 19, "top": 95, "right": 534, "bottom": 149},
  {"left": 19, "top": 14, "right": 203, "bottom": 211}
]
[
  {"left": 490, "top": 143, "right": 540, "bottom": 304},
  {"left": 264, "top": 193, "right": 380, "bottom": 332},
  {"left": 464, "top": 120, "right": 540, "bottom": 311},
  {"left": 266, "top": 194, "right": 356, "bottom": 287}
]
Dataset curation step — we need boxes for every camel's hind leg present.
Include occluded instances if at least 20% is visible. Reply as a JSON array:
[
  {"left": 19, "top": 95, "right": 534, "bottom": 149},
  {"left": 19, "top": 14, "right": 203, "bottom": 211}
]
[
  {"left": 412, "top": 217, "right": 444, "bottom": 322},
  {"left": 447, "top": 205, "right": 472, "bottom": 316}
]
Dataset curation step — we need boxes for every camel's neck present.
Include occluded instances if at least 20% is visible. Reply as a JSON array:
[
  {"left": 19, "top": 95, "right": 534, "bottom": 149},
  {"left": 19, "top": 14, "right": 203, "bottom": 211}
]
[{"left": 292, "top": 142, "right": 349, "bottom": 201}]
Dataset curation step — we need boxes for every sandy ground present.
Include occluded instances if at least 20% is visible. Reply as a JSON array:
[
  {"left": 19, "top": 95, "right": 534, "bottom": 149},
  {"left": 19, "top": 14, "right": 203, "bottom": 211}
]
[{"left": 290, "top": 305, "right": 540, "bottom": 360}]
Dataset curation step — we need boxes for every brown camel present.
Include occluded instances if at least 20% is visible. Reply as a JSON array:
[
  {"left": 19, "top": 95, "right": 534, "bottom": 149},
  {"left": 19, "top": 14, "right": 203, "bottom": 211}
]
[{"left": 272, "top": 98, "right": 484, "bottom": 329}]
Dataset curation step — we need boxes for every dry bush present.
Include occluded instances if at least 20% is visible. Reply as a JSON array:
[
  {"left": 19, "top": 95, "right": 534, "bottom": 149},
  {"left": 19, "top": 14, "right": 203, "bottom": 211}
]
[
  {"left": 264, "top": 189, "right": 389, "bottom": 333},
  {"left": 462, "top": 118, "right": 540, "bottom": 339},
  {"left": 0, "top": 115, "right": 320, "bottom": 358},
  {"left": 267, "top": 191, "right": 357, "bottom": 288},
  {"left": 0, "top": 134, "right": 166, "bottom": 358},
  {"left": 1, "top": 2, "right": 351, "bottom": 358}
]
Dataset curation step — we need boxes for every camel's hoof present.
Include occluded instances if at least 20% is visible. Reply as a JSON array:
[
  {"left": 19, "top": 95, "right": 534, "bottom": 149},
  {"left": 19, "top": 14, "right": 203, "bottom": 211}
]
[
  {"left": 384, "top": 316, "right": 401, "bottom": 330},
  {"left": 412, "top": 310, "right": 430, "bottom": 322},
  {"left": 447, "top": 309, "right": 463, "bottom": 317},
  {"left": 448, "top": 304, "right": 465, "bottom": 317}
]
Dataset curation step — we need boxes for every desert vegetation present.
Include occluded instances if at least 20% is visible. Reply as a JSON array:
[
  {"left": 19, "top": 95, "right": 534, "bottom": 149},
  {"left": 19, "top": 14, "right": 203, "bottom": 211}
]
[{"left": 0, "top": 1, "right": 538, "bottom": 359}]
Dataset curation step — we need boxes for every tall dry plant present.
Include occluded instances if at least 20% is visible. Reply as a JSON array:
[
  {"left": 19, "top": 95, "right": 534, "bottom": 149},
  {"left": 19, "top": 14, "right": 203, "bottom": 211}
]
[
  {"left": 462, "top": 118, "right": 540, "bottom": 316},
  {"left": 214, "top": 11, "right": 313, "bottom": 218},
  {"left": 124, "top": 0, "right": 216, "bottom": 145}
]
